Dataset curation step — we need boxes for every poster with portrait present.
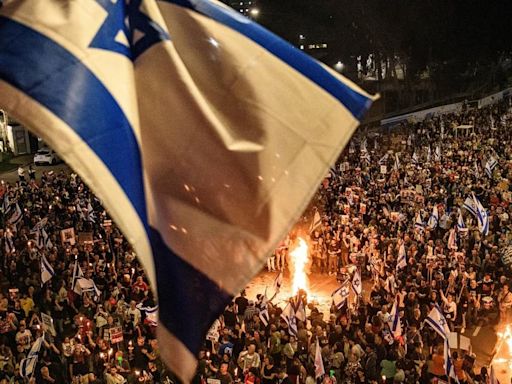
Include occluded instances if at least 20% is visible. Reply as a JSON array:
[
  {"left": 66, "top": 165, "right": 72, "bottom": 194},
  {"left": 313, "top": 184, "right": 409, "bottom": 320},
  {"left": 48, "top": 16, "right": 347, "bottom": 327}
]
[{"left": 60, "top": 228, "right": 76, "bottom": 246}]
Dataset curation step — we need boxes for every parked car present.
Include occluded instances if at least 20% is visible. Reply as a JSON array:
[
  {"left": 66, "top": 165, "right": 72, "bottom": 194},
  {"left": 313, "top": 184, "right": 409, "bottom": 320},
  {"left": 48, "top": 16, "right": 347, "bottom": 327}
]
[{"left": 34, "top": 148, "right": 60, "bottom": 165}]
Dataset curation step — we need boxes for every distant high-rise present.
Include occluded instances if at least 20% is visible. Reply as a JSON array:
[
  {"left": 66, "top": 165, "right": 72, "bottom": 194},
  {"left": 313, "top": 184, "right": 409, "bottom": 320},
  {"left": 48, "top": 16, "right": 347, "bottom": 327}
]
[{"left": 227, "top": 0, "right": 257, "bottom": 17}]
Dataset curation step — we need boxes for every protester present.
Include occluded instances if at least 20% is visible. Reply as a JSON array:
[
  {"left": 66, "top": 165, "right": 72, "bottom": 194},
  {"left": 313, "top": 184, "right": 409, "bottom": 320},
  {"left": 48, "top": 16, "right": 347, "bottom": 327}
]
[
  {"left": 1, "top": 97, "right": 512, "bottom": 383},
  {"left": 195, "top": 97, "right": 512, "bottom": 384},
  {"left": 0, "top": 171, "right": 173, "bottom": 383}
]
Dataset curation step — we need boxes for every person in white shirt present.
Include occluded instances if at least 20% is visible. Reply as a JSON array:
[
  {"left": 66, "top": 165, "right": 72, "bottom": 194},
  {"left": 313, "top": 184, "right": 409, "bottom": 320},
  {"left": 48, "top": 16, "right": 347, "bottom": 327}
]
[
  {"left": 126, "top": 301, "right": 141, "bottom": 326},
  {"left": 17, "top": 166, "right": 25, "bottom": 182},
  {"left": 237, "top": 343, "right": 261, "bottom": 373},
  {"left": 440, "top": 291, "right": 457, "bottom": 330}
]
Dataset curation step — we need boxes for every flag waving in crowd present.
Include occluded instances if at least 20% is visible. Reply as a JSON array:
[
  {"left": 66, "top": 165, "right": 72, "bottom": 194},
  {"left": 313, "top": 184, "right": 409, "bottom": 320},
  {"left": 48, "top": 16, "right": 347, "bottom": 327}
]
[
  {"left": 427, "top": 205, "right": 439, "bottom": 230},
  {"left": 314, "top": 338, "right": 325, "bottom": 379},
  {"left": 332, "top": 282, "right": 350, "bottom": 309},
  {"left": 485, "top": 156, "right": 498, "bottom": 178},
  {"left": 40, "top": 254, "right": 55, "bottom": 285},
  {"left": 472, "top": 193, "right": 490, "bottom": 236},
  {"left": 20, "top": 336, "right": 44, "bottom": 378},
  {"left": 0, "top": 0, "right": 374, "bottom": 380},
  {"left": 425, "top": 305, "right": 451, "bottom": 339},
  {"left": 396, "top": 242, "right": 407, "bottom": 270}
]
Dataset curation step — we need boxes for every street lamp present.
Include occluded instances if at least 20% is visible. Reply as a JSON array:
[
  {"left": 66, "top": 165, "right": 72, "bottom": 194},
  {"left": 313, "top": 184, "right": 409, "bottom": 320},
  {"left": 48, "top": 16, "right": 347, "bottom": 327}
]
[
  {"left": 334, "top": 61, "right": 345, "bottom": 72},
  {"left": 249, "top": 8, "right": 259, "bottom": 17}
]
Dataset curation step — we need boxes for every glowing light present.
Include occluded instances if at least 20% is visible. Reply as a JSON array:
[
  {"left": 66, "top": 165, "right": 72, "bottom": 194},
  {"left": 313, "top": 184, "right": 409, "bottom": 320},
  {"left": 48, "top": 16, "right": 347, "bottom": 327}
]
[
  {"left": 497, "top": 325, "right": 512, "bottom": 355},
  {"left": 493, "top": 324, "right": 512, "bottom": 375},
  {"left": 289, "top": 238, "right": 310, "bottom": 295},
  {"left": 207, "top": 37, "right": 220, "bottom": 48}
]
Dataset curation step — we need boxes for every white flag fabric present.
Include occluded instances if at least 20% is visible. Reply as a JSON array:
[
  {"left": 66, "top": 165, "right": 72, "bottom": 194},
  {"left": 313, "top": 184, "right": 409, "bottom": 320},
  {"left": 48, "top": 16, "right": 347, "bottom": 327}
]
[
  {"left": 7, "top": 203, "right": 23, "bottom": 225},
  {"left": 434, "top": 145, "right": 441, "bottom": 162},
  {"left": 0, "top": 194, "right": 10, "bottom": 214},
  {"left": 351, "top": 269, "right": 362, "bottom": 295},
  {"left": 412, "top": 151, "right": 419, "bottom": 165},
  {"left": 379, "top": 153, "right": 389, "bottom": 164},
  {"left": 463, "top": 195, "right": 478, "bottom": 218},
  {"left": 425, "top": 305, "right": 450, "bottom": 339},
  {"left": 280, "top": 303, "right": 298, "bottom": 336},
  {"left": 428, "top": 206, "right": 439, "bottom": 230},
  {"left": 443, "top": 338, "right": 459, "bottom": 383},
  {"left": 485, "top": 156, "right": 498, "bottom": 178},
  {"left": 309, "top": 210, "right": 322, "bottom": 234},
  {"left": 273, "top": 271, "right": 283, "bottom": 293},
  {"left": 396, "top": 242, "right": 407, "bottom": 270},
  {"left": 473, "top": 194, "right": 489, "bottom": 236},
  {"left": 331, "top": 282, "right": 350, "bottom": 309},
  {"left": 72, "top": 259, "right": 100, "bottom": 297},
  {"left": 314, "top": 339, "right": 325, "bottom": 379},
  {"left": 474, "top": 160, "right": 480, "bottom": 179},
  {"left": 41, "top": 254, "right": 55, "bottom": 284},
  {"left": 457, "top": 209, "right": 466, "bottom": 231},
  {"left": 394, "top": 153, "right": 400, "bottom": 171},
  {"left": 415, "top": 212, "right": 424, "bottom": 231},
  {"left": 427, "top": 146, "right": 432, "bottom": 162},
  {"left": 20, "top": 336, "right": 44, "bottom": 378},
  {"left": 0, "top": 1, "right": 374, "bottom": 381},
  {"left": 388, "top": 296, "right": 402, "bottom": 337},
  {"left": 447, "top": 228, "right": 457, "bottom": 250}
]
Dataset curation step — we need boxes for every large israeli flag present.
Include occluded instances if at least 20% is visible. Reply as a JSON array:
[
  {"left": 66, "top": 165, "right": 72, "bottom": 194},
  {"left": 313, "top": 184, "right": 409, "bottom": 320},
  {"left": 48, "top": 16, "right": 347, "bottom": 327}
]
[{"left": 0, "top": 1, "right": 374, "bottom": 381}]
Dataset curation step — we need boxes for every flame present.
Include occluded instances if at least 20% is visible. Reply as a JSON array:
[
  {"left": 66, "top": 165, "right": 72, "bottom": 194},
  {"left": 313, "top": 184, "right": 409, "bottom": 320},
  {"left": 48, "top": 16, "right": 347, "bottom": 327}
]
[
  {"left": 498, "top": 325, "right": 512, "bottom": 355},
  {"left": 290, "top": 237, "right": 310, "bottom": 295},
  {"left": 495, "top": 324, "right": 512, "bottom": 371}
]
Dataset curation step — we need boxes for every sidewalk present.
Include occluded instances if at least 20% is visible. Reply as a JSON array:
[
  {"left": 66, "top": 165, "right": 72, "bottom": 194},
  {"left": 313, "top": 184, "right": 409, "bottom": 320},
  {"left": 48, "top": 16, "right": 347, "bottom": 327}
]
[
  {"left": 0, "top": 154, "right": 34, "bottom": 175},
  {"left": 7, "top": 153, "right": 33, "bottom": 165}
]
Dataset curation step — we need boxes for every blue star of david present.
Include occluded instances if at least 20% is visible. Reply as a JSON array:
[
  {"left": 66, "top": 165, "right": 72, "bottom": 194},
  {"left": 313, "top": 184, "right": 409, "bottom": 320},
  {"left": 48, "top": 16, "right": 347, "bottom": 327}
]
[
  {"left": 439, "top": 318, "right": 446, "bottom": 327},
  {"left": 90, "top": 0, "right": 170, "bottom": 60}
]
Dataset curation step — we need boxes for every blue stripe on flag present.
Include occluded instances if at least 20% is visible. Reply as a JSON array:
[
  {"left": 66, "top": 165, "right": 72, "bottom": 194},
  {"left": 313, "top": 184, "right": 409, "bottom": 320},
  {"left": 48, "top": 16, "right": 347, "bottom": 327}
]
[
  {"left": 163, "top": 0, "right": 372, "bottom": 120},
  {"left": 148, "top": 227, "right": 232, "bottom": 353},
  {"left": 425, "top": 316, "right": 446, "bottom": 338},
  {"left": 42, "top": 257, "right": 55, "bottom": 276},
  {"left": 0, "top": 17, "right": 146, "bottom": 223}
]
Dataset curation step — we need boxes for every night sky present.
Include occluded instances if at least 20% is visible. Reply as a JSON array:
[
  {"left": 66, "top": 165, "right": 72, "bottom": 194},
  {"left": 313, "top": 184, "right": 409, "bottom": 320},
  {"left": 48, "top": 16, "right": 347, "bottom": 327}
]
[{"left": 254, "top": 0, "right": 512, "bottom": 76}]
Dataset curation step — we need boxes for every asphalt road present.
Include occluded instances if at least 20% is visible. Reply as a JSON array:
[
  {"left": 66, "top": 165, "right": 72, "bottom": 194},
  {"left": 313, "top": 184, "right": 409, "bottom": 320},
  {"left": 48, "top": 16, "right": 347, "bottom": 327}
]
[{"left": 0, "top": 157, "right": 70, "bottom": 184}]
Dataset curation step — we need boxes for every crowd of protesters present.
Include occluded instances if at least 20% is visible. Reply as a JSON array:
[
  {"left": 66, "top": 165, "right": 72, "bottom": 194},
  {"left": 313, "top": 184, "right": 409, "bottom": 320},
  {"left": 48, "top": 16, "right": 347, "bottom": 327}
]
[
  {"left": 198, "top": 98, "right": 512, "bottom": 384},
  {"left": 0, "top": 170, "right": 174, "bottom": 383},
  {"left": 1, "top": 98, "right": 512, "bottom": 384}
]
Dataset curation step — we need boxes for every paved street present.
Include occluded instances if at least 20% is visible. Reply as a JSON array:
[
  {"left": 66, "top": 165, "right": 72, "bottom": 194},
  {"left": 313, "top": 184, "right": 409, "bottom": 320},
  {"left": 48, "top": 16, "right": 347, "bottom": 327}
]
[{"left": 0, "top": 154, "right": 69, "bottom": 184}]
